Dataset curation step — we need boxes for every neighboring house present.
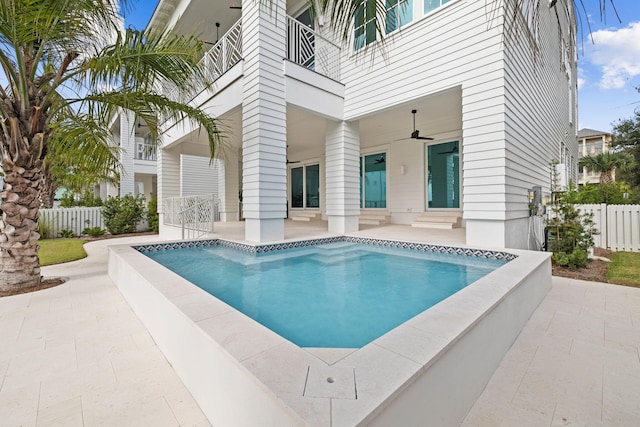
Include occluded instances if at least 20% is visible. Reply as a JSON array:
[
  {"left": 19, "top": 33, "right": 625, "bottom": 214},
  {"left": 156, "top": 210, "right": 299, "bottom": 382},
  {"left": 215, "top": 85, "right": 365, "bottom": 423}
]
[
  {"left": 105, "top": 111, "right": 221, "bottom": 203},
  {"left": 577, "top": 128, "right": 613, "bottom": 185},
  {"left": 150, "top": 0, "right": 578, "bottom": 250}
]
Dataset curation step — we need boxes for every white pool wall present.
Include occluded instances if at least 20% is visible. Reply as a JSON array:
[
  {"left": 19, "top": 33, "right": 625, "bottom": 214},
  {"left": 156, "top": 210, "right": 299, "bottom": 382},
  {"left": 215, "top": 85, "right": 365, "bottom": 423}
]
[{"left": 108, "top": 240, "right": 551, "bottom": 426}]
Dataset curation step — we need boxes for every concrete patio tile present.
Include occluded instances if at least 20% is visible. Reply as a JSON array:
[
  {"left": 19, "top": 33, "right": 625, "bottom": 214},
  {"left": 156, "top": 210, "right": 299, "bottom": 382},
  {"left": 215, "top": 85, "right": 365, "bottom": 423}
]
[
  {"left": 36, "top": 395, "right": 83, "bottom": 427},
  {"left": 82, "top": 393, "right": 179, "bottom": 427},
  {"left": 38, "top": 358, "right": 117, "bottom": 408},
  {"left": 570, "top": 337, "right": 640, "bottom": 371},
  {"left": 603, "top": 364, "right": 640, "bottom": 418},
  {"left": 605, "top": 321, "right": 640, "bottom": 352},
  {"left": 372, "top": 324, "right": 449, "bottom": 365},
  {"left": 546, "top": 310, "right": 605, "bottom": 345},
  {"left": 164, "top": 386, "right": 210, "bottom": 427},
  {"left": 512, "top": 346, "right": 603, "bottom": 414},
  {"left": 0, "top": 382, "right": 40, "bottom": 427},
  {"left": 74, "top": 333, "right": 137, "bottom": 367},
  {"left": 2, "top": 338, "right": 77, "bottom": 390}
]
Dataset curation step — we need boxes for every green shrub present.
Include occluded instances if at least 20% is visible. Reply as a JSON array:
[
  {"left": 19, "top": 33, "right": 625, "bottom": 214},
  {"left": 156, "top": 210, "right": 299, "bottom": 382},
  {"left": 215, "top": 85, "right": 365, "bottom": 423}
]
[
  {"left": 82, "top": 226, "right": 106, "bottom": 237},
  {"left": 59, "top": 228, "right": 74, "bottom": 238},
  {"left": 80, "top": 191, "right": 103, "bottom": 207},
  {"left": 102, "top": 194, "right": 146, "bottom": 235},
  {"left": 59, "top": 191, "right": 75, "bottom": 207},
  {"left": 148, "top": 197, "right": 159, "bottom": 233}
]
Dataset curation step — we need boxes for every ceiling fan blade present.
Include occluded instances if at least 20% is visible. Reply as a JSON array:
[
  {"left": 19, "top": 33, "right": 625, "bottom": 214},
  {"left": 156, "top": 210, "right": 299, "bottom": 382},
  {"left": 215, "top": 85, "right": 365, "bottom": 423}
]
[
  {"left": 286, "top": 160, "right": 300, "bottom": 164},
  {"left": 416, "top": 136, "right": 434, "bottom": 140}
]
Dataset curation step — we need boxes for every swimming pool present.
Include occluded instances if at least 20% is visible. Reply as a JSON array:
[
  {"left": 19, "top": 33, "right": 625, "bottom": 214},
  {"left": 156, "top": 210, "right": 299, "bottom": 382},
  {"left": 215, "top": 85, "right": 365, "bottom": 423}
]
[
  {"left": 144, "top": 242, "right": 508, "bottom": 348},
  {"left": 108, "top": 236, "right": 550, "bottom": 426}
]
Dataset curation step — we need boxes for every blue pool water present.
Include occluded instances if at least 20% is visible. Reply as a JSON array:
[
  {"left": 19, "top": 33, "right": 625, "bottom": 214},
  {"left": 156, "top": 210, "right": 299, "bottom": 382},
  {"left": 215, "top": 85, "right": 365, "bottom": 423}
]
[{"left": 145, "top": 242, "right": 507, "bottom": 348}]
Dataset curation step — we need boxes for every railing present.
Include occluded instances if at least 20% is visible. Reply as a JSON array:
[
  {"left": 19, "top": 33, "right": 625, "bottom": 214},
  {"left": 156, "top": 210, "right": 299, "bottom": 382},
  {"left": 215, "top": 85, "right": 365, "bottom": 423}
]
[
  {"left": 286, "top": 17, "right": 341, "bottom": 81},
  {"left": 135, "top": 141, "right": 157, "bottom": 161},
  {"left": 163, "top": 19, "right": 242, "bottom": 103},
  {"left": 163, "top": 194, "right": 218, "bottom": 239}
]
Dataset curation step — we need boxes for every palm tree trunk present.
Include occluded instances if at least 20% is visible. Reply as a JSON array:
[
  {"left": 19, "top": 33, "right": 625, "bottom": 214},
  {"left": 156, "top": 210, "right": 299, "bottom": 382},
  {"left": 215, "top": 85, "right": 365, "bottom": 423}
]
[{"left": 0, "top": 163, "right": 43, "bottom": 291}]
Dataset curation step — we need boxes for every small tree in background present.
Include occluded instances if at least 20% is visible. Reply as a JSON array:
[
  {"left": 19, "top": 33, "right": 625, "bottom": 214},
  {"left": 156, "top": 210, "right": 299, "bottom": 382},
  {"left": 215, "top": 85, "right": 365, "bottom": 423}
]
[{"left": 547, "top": 162, "right": 598, "bottom": 269}]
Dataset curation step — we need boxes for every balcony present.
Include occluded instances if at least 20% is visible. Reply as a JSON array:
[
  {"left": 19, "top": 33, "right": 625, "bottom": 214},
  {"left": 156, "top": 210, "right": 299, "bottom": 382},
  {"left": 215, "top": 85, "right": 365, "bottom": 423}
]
[{"left": 167, "top": 16, "right": 341, "bottom": 103}]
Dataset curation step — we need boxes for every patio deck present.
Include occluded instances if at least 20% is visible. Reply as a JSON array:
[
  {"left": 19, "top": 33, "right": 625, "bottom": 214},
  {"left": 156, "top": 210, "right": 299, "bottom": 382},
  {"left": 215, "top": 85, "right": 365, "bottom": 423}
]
[{"left": 0, "top": 223, "right": 638, "bottom": 426}]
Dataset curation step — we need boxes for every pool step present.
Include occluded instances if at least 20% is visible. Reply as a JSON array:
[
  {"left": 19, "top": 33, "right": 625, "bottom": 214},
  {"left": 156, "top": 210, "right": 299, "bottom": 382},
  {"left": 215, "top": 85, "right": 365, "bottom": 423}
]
[
  {"left": 290, "top": 211, "right": 321, "bottom": 221},
  {"left": 411, "top": 212, "right": 462, "bottom": 229},
  {"left": 359, "top": 212, "right": 391, "bottom": 226}
]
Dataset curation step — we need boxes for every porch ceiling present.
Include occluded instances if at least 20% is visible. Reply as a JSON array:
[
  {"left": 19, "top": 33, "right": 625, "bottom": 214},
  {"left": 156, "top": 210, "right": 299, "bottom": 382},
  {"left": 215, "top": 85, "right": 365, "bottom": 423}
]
[{"left": 173, "top": 88, "right": 462, "bottom": 160}]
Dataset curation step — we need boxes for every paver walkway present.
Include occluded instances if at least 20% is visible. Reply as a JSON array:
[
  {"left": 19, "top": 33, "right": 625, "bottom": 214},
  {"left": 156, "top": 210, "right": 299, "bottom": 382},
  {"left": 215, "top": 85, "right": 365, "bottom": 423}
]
[{"left": 1, "top": 232, "right": 638, "bottom": 426}]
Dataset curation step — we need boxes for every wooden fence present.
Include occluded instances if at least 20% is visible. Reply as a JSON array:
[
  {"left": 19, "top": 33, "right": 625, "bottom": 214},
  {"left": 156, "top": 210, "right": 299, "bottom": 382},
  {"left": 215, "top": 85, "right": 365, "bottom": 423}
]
[
  {"left": 576, "top": 204, "right": 640, "bottom": 252},
  {"left": 39, "top": 207, "right": 104, "bottom": 238}
]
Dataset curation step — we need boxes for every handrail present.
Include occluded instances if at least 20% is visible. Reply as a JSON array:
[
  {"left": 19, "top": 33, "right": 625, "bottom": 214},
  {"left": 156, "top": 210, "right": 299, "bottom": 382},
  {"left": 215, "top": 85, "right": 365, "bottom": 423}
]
[{"left": 163, "top": 194, "right": 218, "bottom": 239}]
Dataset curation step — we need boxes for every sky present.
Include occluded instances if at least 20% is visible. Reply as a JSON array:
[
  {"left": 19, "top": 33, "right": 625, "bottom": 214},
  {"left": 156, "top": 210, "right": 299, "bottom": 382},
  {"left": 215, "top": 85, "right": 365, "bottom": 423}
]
[{"left": 122, "top": 0, "right": 640, "bottom": 134}]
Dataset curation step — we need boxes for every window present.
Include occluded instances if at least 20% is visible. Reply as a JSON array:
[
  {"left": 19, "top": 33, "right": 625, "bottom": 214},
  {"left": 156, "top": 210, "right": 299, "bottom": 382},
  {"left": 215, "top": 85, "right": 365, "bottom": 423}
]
[
  {"left": 424, "top": 0, "right": 450, "bottom": 14},
  {"left": 385, "top": 0, "right": 413, "bottom": 34},
  {"left": 354, "top": 0, "right": 377, "bottom": 50},
  {"left": 290, "top": 164, "right": 320, "bottom": 209},
  {"left": 360, "top": 153, "right": 387, "bottom": 208}
]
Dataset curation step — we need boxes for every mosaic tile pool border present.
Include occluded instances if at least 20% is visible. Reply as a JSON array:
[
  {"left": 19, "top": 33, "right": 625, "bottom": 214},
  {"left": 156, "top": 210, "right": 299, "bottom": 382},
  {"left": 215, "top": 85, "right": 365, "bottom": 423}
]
[{"left": 134, "top": 237, "right": 518, "bottom": 261}]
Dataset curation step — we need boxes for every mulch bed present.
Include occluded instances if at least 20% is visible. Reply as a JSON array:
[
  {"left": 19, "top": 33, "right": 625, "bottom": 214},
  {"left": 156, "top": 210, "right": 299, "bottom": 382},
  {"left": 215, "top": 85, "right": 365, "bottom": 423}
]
[
  {"left": 551, "top": 247, "right": 612, "bottom": 283},
  {"left": 0, "top": 277, "right": 67, "bottom": 298},
  {"left": 0, "top": 232, "right": 159, "bottom": 298}
]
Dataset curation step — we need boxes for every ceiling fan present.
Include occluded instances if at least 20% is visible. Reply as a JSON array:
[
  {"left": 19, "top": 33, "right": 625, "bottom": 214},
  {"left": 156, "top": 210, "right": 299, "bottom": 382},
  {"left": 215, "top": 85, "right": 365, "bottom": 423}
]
[{"left": 396, "top": 109, "right": 434, "bottom": 141}]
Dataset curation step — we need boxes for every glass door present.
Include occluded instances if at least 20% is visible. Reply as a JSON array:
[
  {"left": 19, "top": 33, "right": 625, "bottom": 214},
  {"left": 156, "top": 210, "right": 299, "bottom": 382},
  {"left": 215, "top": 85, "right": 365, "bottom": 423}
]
[
  {"left": 290, "top": 164, "right": 320, "bottom": 209},
  {"left": 427, "top": 141, "right": 459, "bottom": 209},
  {"left": 360, "top": 153, "right": 387, "bottom": 208}
]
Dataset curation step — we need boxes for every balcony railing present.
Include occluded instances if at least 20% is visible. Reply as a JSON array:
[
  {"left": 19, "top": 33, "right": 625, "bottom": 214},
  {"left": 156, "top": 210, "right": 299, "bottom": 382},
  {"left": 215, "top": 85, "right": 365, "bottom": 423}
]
[
  {"left": 286, "top": 17, "right": 341, "bottom": 81},
  {"left": 162, "top": 16, "right": 341, "bottom": 103},
  {"left": 135, "top": 141, "right": 157, "bottom": 161},
  {"left": 164, "top": 19, "right": 243, "bottom": 103}
]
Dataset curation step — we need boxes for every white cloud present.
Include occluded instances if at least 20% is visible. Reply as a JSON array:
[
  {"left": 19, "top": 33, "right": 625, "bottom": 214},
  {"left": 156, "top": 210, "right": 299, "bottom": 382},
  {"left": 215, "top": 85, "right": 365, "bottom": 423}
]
[
  {"left": 587, "top": 21, "right": 640, "bottom": 89},
  {"left": 577, "top": 67, "right": 586, "bottom": 90}
]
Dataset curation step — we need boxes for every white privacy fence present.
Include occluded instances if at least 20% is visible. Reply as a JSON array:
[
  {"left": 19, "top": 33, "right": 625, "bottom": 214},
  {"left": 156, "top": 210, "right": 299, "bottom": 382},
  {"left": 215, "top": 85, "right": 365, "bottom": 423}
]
[
  {"left": 576, "top": 204, "right": 640, "bottom": 252},
  {"left": 40, "top": 207, "right": 104, "bottom": 238}
]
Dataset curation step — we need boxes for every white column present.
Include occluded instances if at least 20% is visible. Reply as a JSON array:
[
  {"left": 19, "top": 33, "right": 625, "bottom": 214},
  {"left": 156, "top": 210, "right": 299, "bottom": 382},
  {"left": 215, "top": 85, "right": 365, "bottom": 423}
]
[
  {"left": 218, "top": 148, "right": 240, "bottom": 222},
  {"left": 157, "top": 145, "right": 181, "bottom": 236},
  {"left": 241, "top": 0, "right": 287, "bottom": 242},
  {"left": 119, "top": 110, "right": 135, "bottom": 196},
  {"left": 325, "top": 120, "right": 360, "bottom": 233}
]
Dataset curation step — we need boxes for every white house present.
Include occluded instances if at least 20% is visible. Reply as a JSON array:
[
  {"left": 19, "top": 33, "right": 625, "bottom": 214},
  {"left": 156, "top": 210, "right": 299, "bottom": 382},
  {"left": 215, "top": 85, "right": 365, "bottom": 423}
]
[
  {"left": 106, "top": 110, "right": 221, "bottom": 203},
  {"left": 577, "top": 127, "right": 613, "bottom": 185},
  {"left": 150, "top": 0, "right": 578, "bottom": 250}
]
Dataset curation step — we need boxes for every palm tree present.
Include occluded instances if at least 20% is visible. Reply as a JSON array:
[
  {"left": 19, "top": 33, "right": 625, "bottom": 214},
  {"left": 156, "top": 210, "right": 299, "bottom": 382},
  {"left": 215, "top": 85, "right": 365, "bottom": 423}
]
[
  {"left": 0, "top": 0, "right": 222, "bottom": 291},
  {"left": 578, "top": 152, "right": 635, "bottom": 184}
]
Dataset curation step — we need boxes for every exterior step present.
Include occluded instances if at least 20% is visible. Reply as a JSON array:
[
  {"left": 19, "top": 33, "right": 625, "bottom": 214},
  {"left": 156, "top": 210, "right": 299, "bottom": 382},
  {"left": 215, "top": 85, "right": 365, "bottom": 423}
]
[
  {"left": 290, "top": 211, "right": 321, "bottom": 221},
  {"left": 411, "top": 212, "right": 462, "bottom": 229},
  {"left": 411, "top": 222, "right": 456, "bottom": 229},
  {"left": 359, "top": 212, "right": 391, "bottom": 226}
]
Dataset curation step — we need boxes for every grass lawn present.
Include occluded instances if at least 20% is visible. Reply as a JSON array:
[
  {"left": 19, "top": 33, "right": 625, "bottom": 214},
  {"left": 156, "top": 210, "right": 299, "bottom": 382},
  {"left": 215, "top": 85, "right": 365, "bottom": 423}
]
[
  {"left": 39, "top": 238, "right": 88, "bottom": 266},
  {"left": 607, "top": 252, "right": 640, "bottom": 287}
]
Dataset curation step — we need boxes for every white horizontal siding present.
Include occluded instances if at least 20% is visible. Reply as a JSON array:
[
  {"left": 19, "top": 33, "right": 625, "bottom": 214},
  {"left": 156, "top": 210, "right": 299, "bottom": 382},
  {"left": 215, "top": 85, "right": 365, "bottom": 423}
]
[
  {"left": 180, "top": 155, "right": 220, "bottom": 198},
  {"left": 501, "top": 1, "right": 578, "bottom": 229}
]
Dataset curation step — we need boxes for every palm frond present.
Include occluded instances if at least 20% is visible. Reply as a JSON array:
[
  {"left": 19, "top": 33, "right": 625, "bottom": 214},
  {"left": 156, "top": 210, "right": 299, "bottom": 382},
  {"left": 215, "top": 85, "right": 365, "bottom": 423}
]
[{"left": 79, "top": 90, "right": 226, "bottom": 160}]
